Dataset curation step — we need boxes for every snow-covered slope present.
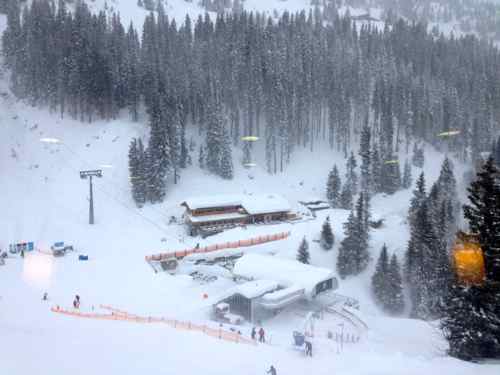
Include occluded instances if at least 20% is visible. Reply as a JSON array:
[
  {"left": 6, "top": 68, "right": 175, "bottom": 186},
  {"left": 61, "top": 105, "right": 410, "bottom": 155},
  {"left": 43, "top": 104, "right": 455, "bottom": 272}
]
[{"left": 0, "top": 10, "right": 499, "bottom": 375}]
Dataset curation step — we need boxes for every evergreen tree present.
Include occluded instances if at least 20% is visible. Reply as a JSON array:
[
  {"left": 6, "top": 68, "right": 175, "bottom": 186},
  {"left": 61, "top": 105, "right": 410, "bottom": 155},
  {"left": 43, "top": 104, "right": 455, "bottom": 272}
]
[
  {"left": 219, "top": 124, "right": 234, "bottom": 179},
  {"left": 345, "top": 152, "right": 359, "bottom": 195},
  {"left": 297, "top": 237, "right": 310, "bottom": 264},
  {"left": 320, "top": 216, "right": 335, "bottom": 250},
  {"left": 340, "top": 182, "right": 353, "bottom": 210},
  {"left": 337, "top": 194, "right": 370, "bottom": 278},
  {"left": 371, "top": 145, "right": 383, "bottom": 193},
  {"left": 372, "top": 244, "right": 390, "bottom": 308},
  {"left": 402, "top": 159, "right": 412, "bottom": 189},
  {"left": 441, "top": 281, "right": 500, "bottom": 360},
  {"left": 463, "top": 157, "right": 500, "bottom": 284},
  {"left": 387, "top": 254, "right": 405, "bottom": 315},
  {"left": 441, "top": 157, "right": 500, "bottom": 360},
  {"left": 359, "top": 124, "right": 372, "bottom": 197},
  {"left": 128, "top": 138, "right": 147, "bottom": 207},
  {"left": 326, "top": 165, "right": 342, "bottom": 207},
  {"left": 408, "top": 173, "right": 426, "bottom": 228}
]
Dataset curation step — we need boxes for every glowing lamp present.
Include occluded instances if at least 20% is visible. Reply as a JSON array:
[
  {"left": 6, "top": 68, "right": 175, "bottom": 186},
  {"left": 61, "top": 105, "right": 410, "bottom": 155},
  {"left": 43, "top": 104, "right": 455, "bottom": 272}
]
[
  {"left": 437, "top": 130, "right": 461, "bottom": 137},
  {"left": 452, "top": 233, "right": 485, "bottom": 285},
  {"left": 241, "top": 136, "right": 259, "bottom": 142}
]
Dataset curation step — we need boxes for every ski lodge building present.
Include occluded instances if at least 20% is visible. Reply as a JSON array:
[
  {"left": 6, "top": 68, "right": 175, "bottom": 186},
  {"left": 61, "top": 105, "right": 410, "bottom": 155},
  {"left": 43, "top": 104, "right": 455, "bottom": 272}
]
[
  {"left": 181, "top": 194, "right": 293, "bottom": 236},
  {"left": 213, "top": 254, "right": 338, "bottom": 323}
]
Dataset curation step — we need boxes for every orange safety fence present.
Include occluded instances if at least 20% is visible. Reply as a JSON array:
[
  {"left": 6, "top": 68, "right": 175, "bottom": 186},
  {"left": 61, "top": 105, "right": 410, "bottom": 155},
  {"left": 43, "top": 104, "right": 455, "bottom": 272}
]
[
  {"left": 51, "top": 305, "right": 256, "bottom": 346},
  {"left": 145, "top": 231, "right": 291, "bottom": 263}
]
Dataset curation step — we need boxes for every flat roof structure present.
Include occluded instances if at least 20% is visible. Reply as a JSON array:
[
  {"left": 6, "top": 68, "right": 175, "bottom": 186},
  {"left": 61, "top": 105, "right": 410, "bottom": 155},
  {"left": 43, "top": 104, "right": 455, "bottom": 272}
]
[{"left": 233, "top": 254, "right": 336, "bottom": 298}]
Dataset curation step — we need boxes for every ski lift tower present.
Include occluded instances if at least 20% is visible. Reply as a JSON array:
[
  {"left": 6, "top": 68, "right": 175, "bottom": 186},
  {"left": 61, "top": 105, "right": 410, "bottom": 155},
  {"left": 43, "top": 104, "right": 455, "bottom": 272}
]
[{"left": 80, "top": 169, "right": 103, "bottom": 225}]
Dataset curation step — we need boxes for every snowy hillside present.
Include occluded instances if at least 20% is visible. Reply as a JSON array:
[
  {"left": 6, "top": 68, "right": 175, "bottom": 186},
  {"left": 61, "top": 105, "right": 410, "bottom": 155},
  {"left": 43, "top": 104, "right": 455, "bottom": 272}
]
[{"left": 1, "top": 4, "right": 499, "bottom": 375}]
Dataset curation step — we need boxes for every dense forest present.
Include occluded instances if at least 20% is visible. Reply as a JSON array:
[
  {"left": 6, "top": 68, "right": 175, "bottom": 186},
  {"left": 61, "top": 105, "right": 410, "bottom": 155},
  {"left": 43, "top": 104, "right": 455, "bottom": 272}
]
[{"left": 1, "top": 0, "right": 500, "bottom": 194}]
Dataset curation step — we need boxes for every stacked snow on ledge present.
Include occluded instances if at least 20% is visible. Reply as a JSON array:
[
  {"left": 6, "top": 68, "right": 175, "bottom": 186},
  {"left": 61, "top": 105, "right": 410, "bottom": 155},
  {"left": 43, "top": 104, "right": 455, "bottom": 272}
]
[
  {"left": 181, "top": 193, "right": 291, "bottom": 214},
  {"left": 233, "top": 253, "right": 335, "bottom": 298}
]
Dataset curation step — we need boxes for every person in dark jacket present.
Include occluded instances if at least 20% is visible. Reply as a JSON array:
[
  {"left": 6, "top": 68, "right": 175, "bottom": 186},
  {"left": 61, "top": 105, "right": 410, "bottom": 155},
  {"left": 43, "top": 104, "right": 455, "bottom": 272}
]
[
  {"left": 251, "top": 327, "right": 256, "bottom": 340},
  {"left": 305, "top": 340, "right": 313, "bottom": 357},
  {"left": 258, "top": 327, "right": 265, "bottom": 343},
  {"left": 267, "top": 365, "right": 277, "bottom": 375}
]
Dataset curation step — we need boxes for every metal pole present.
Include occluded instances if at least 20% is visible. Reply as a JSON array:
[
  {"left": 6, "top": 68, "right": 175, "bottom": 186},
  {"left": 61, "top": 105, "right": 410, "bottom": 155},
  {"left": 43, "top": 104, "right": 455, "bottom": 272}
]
[{"left": 89, "top": 175, "right": 94, "bottom": 225}]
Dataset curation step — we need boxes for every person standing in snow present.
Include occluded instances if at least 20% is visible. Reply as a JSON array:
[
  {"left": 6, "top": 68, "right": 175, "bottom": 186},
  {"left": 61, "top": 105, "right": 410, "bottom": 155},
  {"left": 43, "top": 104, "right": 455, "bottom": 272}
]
[
  {"left": 305, "top": 341, "right": 313, "bottom": 357},
  {"left": 42, "top": 292, "right": 48, "bottom": 301},
  {"left": 267, "top": 365, "right": 277, "bottom": 375},
  {"left": 251, "top": 327, "right": 256, "bottom": 340},
  {"left": 73, "top": 295, "right": 80, "bottom": 309},
  {"left": 259, "top": 327, "right": 265, "bottom": 343}
]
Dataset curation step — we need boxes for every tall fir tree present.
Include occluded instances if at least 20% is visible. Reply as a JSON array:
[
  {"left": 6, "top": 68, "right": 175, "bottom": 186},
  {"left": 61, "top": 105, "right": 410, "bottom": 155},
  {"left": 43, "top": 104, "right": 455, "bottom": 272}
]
[
  {"left": 372, "top": 244, "right": 390, "bottom": 308},
  {"left": 387, "top": 254, "right": 405, "bottom": 315},
  {"left": 297, "top": 237, "right": 310, "bottom": 264},
  {"left": 219, "top": 124, "right": 234, "bottom": 179},
  {"left": 441, "top": 157, "right": 500, "bottom": 359},
  {"left": 402, "top": 159, "right": 412, "bottom": 189},
  {"left": 359, "top": 124, "right": 372, "bottom": 198},
  {"left": 407, "top": 172, "right": 426, "bottom": 228},
  {"left": 320, "top": 216, "right": 335, "bottom": 250},
  {"left": 337, "top": 194, "right": 370, "bottom": 278},
  {"left": 326, "top": 165, "right": 342, "bottom": 208}
]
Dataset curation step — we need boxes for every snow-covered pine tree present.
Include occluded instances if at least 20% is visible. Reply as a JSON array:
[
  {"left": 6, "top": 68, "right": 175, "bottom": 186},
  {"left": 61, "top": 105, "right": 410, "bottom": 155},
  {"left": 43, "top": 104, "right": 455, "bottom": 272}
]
[
  {"left": 320, "top": 216, "right": 335, "bottom": 250},
  {"left": 371, "top": 145, "right": 382, "bottom": 193},
  {"left": 169, "top": 105, "right": 183, "bottom": 184},
  {"left": 326, "top": 165, "right": 342, "bottom": 207},
  {"left": 340, "top": 182, "right": 353, "bottom": 210},
  {"left": 463, "top": 157, "right": 500, "bottom": 285},
  {"left": 219, "top": 124, "right": 234, "bottom": 179},
  {"left": 387, "top": 253, "right": 405, "bottom": 315},
  {"left": 337, "top": 211, "right": 357, "bottom": 279},
  {"left": 337, "top": 194, "right": 370, "bottom": 278},
  {"left": 441, "top": 281, "right": 499, "bottom": 360},
  {"left": 128, "top": 138, "right": 147, "bottom": 207},
  {"left": 402, "top": 159, "right": 412, "bottom": 189},
  {"left": 372, "top": 244, "right": 390, "bottom": 309},
  {"left": 407, "top": 172, "right": 426, "bottom": 229},
  {"left": 359, "top": 124, "right": 372, "bottom": 198},
  {"left": 408, "top": 199, "right": 440, "bottom": 319},
  {"left": 297, "top": 237, "right": 310, "bottom": 264},
  {"left": 345, "top": 152, "right": 358, "bottom": 195},
  {"left": 205, "top": 98, "right": 224, "bottom": 176}
]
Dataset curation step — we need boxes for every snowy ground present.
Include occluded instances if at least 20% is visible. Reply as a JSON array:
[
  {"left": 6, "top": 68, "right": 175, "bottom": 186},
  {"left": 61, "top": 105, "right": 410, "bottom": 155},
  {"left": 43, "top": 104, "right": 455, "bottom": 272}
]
[{"left": 0, "top": 7, "right": 499, "bottom": 375}]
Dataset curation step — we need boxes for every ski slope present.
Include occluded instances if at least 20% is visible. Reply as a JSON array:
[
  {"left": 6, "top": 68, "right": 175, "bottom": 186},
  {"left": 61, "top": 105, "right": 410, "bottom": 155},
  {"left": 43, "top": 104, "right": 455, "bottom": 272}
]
[{"left": 0, "top": 8, "right": 499, "bottom": 375}]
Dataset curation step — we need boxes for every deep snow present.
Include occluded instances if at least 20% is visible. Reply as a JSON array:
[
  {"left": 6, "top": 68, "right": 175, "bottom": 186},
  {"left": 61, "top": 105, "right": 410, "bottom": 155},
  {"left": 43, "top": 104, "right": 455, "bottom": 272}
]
[{"left": 0, "top": 5, "right": 499, "bottom": 375}]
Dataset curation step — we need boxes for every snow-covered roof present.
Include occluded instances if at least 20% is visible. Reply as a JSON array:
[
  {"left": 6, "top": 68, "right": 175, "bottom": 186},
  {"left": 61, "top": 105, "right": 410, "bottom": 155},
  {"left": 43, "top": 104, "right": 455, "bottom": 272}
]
[
  {"left": 181, "top": 195, "right": 243, "bottom": 210},
  {"left": 181, "top": 194, "right": 291, "bottom": 215},
  {"left": 225, "top": 280, "right": 280, "bottom": 299},
  {"left": 233, "top": 254, "right": 335, "bottom": 296},
  {"left": 242, "top": 194, "right": 291, "bottom": 215}
]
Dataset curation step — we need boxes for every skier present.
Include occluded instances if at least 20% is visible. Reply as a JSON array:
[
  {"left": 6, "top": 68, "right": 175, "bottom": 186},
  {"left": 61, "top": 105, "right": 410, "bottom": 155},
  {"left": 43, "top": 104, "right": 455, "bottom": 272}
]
[
  {"left": 42, "top": 292, "right": 48, "bottom": 301},
  {"left": 267, "top": 365, "right": 277, "bottom": 375},
  {"left": 73, "top": 295, "right": 80, "bottom": 309},
  {"left": 259, "top": 327, "right": 265, "bottom": 343},
  {"left": 251, "top": 327, "right": 256, "bottom": 340},
  {"left": 305, "top": 340, "right": 313, "bottom": 357}
]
